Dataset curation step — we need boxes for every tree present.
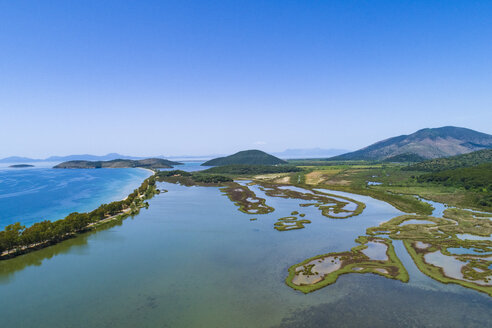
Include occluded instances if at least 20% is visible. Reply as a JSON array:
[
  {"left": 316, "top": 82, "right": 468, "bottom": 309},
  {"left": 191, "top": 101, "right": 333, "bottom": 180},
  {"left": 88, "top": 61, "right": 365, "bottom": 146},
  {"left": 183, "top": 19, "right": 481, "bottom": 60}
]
[
  {"left": 0, "top": 231, "right": 6, "bottom": 255},
  {"left": 3, "top": 222, "right": 25, "bottom": 253}
]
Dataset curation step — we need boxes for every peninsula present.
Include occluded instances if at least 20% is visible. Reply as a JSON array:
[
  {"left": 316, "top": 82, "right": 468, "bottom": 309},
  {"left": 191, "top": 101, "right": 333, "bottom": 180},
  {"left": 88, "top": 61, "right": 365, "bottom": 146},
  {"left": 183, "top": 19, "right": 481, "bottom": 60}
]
[{"left": 53, "top": 158, "right": 182, "bottom": 169}]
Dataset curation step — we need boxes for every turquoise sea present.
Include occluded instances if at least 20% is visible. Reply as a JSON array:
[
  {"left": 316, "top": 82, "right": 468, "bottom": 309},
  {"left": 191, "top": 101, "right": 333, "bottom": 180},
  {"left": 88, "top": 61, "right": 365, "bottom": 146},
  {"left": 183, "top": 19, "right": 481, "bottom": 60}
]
[{"left": 0, "top": 163, "right": 151, "bottom": 229}]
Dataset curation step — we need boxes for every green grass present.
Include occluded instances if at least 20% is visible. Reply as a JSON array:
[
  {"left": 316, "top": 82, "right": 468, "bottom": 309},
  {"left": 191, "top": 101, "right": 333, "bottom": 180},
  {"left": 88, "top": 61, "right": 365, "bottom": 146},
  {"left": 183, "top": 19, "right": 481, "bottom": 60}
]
[
  {"left": 291, "top": 162, "right": 492, "bottom": 213},
  {"left": 274, "top": 216, "right": 311, "bottom": 231}
]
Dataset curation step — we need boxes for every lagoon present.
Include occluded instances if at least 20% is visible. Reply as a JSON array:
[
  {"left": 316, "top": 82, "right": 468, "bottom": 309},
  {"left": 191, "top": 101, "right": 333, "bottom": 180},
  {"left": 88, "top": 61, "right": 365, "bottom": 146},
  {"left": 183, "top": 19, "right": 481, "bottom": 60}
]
[{"left": 0, "top": 164, "right": 491, "bottom": 327}]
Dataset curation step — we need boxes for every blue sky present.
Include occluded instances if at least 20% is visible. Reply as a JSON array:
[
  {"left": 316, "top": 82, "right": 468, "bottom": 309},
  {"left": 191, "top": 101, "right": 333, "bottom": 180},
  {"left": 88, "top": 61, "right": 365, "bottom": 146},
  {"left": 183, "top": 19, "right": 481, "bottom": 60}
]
[{"left": 1, "top": 1, "right": 491, "bottom": 157}]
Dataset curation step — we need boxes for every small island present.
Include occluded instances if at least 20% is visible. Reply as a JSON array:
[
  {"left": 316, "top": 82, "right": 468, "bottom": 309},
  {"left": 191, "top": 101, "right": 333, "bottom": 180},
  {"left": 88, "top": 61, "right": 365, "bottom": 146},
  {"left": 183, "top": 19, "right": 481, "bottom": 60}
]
[
  {"left": 8, "top": 164, "right": 34, "bottom": 168},
  {"left": 53, "top": 158, "right": 182, "bottom": 169}
]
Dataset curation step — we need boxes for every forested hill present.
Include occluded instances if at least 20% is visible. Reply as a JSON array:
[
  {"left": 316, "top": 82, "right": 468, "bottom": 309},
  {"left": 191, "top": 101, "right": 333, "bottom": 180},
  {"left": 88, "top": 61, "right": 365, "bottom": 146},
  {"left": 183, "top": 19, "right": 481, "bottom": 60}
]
[
  {"left": 202, "top": 150, "right": 287, "bottom": 166},
  {"left": 329, "top": 126, "right": 492, "bottom": 161},
  {"left": 417, "top": 163, "right": 492, "bottom": 207},
  {"left": 54, "top": 158, "right": 182, "bottom": 169},
  {"left": 405, "top": 149, "right": 492, "bottom": 172}
]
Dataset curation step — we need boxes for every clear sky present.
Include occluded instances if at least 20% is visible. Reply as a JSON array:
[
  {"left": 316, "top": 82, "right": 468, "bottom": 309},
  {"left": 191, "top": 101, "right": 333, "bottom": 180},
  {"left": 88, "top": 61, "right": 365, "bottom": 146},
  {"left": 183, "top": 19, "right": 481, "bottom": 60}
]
[{"left": 1, "top": 0, "right": 491, "bottom": 158}]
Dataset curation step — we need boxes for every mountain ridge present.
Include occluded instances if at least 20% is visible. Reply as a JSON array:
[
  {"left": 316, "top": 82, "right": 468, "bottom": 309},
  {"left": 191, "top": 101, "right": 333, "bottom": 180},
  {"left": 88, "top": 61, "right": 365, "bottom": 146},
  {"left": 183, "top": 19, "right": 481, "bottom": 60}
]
[
  {"left": 0, "top": 153, "right": 144, "bottom": 163},
  {"left": 329, "top": 126, "right": 492, "bottom": 161}
]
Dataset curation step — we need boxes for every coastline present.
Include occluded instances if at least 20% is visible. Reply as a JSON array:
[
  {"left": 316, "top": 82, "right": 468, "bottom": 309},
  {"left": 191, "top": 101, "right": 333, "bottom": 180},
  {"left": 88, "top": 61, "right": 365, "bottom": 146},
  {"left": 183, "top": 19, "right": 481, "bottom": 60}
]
[
  {"left": 0, "top": 167, "right": 153, "bottom": 230},
  {"left": 0, "top": 172, "right": 159, "bottom": 260}
]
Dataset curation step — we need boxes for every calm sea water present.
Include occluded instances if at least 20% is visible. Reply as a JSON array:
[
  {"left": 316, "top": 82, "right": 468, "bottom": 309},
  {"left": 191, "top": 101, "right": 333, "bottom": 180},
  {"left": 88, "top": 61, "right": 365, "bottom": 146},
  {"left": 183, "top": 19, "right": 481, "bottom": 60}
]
[
  {"left": 0, "top": 164, "right": 151, "bottom": 229},
  {"left": 0, "top": 163, "right": 490, "bottom": 327}
]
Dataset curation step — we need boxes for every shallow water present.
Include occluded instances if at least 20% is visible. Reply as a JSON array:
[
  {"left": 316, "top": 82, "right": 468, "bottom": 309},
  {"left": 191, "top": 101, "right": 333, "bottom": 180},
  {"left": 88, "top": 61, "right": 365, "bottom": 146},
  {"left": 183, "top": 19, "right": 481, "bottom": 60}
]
[
  {"left": 424, "top": 251, "right": 467, "bottom": 280},
  {"left": 0, "top": 178, "right": 490, "bottom": 327},
  {"left": 417, "top": 197, "right": 447, "bottom": 217},
  {"left": 361, "top": 241, "right": 388, "bottom": 261},
  {"left": 457, "top": 234, "right": 492, "bottom": 241},
  {"left": 424, "top": 251, "right": 490, "bottom": 286},
  {"left": 448, "top": 247, "right": 485, "bottom": 255}
]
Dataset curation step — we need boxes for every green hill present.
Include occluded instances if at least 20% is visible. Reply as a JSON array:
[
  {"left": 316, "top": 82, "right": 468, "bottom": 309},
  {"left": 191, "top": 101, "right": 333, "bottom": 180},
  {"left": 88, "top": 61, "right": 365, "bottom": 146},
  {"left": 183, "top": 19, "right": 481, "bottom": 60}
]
[
  {"left": 54, "top": 158, "right": 182, "bottom": 169},
  {"left": 201, "top": 150, "right": 287, "bottom": 166},
  {"left": 329, "top": 126, "right": 492, "bottom": 161},
  {"left": 202, "top": 164, "right": 301, "bottom": 175},
  {"left": 405, "top": 149, "right": 492, "bottom": 172}
]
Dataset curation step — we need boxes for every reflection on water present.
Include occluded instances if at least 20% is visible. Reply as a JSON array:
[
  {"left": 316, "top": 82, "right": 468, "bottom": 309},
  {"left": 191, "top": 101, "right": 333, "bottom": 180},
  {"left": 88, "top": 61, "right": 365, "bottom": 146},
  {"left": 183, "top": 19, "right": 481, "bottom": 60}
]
[{"left": 0, "top": 218, "right": 125, "bottom": 284}]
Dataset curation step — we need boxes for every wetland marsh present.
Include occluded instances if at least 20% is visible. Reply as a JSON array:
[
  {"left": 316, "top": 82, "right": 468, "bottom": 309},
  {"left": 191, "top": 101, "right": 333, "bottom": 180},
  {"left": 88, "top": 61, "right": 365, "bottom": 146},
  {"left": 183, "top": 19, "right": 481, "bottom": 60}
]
[{"left": 0, "top": 163, "right": 491, "bottom": 327}]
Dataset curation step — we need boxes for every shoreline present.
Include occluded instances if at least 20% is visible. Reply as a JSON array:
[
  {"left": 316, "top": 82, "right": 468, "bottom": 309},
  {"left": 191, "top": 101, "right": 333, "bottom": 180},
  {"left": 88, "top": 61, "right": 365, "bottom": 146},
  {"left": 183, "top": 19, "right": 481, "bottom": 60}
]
[
  {"left": 0, "top": 167, "right": 153, "bottom": 231},
  {"left": 0, "top": 173, "right": 159, "bottom": 260}
]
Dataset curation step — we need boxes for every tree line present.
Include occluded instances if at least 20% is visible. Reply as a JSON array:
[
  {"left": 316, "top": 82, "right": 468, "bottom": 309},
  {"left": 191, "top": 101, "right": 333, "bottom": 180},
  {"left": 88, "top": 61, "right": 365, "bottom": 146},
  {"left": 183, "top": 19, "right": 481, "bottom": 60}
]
[
  {"left": 416, "top": 163, "right": 492, "bottom": 191},
  {"left": 404, "top": 149, "right": 492, "bottom": 172},
  {"left": 156, "top": 170, "right": 233, "bottom": 184},
  {"left": 0, "top": 175, "right": 158, "bottom": 258},
  {"left": 416, "top": 163, "right": 492, "bottom": 208},
  {"left": 202, "top": 164, "right": 302, "bottom": 175}
]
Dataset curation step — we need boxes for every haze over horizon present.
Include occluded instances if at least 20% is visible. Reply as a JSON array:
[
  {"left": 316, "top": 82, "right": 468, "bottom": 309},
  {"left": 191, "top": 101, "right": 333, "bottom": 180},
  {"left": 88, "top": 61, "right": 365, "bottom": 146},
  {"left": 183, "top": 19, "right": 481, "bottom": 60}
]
[{"left": 1, "top": 1, "right": 492, "bottom": 158}]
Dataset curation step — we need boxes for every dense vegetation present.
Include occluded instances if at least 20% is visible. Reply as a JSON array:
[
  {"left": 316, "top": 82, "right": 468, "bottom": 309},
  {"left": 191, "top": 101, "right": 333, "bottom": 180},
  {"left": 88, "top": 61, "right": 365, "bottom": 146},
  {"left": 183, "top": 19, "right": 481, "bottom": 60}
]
[
  {"left": 54, "top": 158, "right": 182, "bottom": 169},
  {"left": 404, "top": 149, "right": 492, "bottom": 172},
  {"left": 417, "top": 163, "right": 492, "bottom": 192},
  {"left": 0, "top": 175, "right": 159, "bottom": 257},
  {"left": 202, "top": 149, "right": 287, "bottom": 166},
  {"left": 191, "top": 174, "right": 233, "bottom": 183},
  {"left": 156, "top": 170, "right": 233, "bottom": 184},
  {"left": 202, "top": 164, "right": 302, "bottom": 175},
  {"left": 382, "top": 153, "right": 426, "bottom": 163}
]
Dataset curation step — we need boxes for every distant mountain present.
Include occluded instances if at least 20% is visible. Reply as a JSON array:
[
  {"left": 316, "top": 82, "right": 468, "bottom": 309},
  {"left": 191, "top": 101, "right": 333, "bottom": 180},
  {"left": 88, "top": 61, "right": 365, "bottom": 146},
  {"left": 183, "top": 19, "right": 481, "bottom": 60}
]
[
  {"left": 201, "top": 150, "right": 287, "bottom": 166},
  {"left": 46, "top": 153, "right": 144, "bottom": 162},
  {"left": 54, "top": 158, "right": 182, "bottom": 169},
  {"left": 0, "top": 156, "right": 41, "bottom": 163},
  {"left": 329, "top": 126, "right": 492, "bottom": 161},
  {"left": 273, "top": 148, "right": 350, "bottom": 159},
  {"left": 0, "top": 153, "right": 144, "bottom": 163},
  {"left": 404, "top": 149, "right": 492, "bottom": 172}
]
